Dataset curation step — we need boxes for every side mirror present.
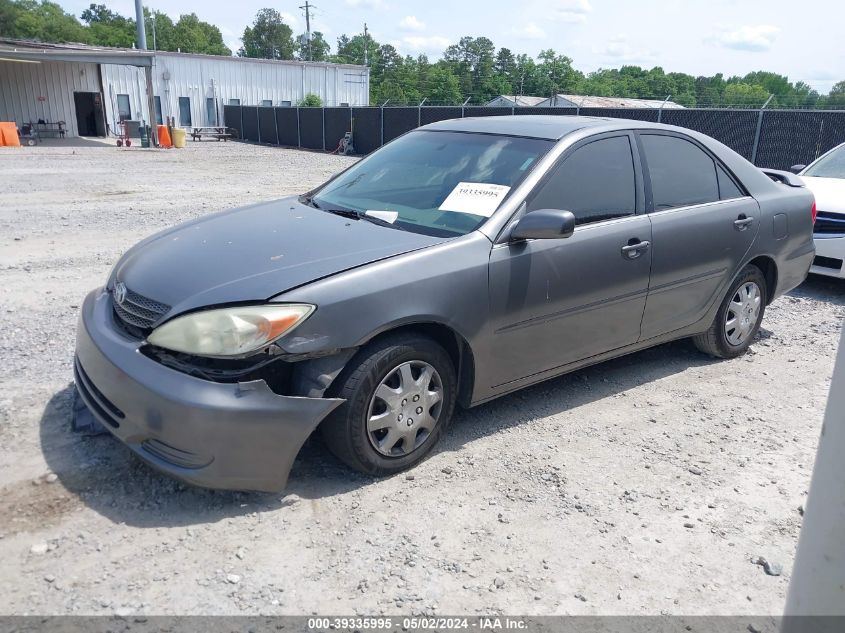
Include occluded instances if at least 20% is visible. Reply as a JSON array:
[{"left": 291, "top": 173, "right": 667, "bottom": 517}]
[
  {"left": 511, "top": 209, "right": 576, "bottom": 240},
  {"left": 789, "top": 164, "right": 806, "bottom": 175}
]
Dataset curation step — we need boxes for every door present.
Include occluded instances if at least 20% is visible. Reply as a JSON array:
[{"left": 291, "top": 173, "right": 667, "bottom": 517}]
[
  {"left": 206, "top": 97, "right": 218, "bottom": 126},
  {"left": 637, "top": 132, "right": 760, "bottom": 340},
  {"left": 73, "top": 91, "right": 105, "bottom": 136},
  {"left": 488, "top": 133, "right": 652, "bottom": 387},
  {"left": 178, "top": 97, "right": 192, "bottom": 127}
]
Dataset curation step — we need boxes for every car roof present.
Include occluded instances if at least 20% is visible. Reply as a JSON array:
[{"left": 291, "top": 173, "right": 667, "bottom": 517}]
[{"left": 419, "top": 115, "right": 656, "bottom": 140}]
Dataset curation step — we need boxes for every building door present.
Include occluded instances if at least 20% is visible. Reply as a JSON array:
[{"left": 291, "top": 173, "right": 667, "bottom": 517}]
[
  {"left": 73, "top": 91, "right": 106, "bottom": 137},
  {"left": 178, "top": 97, "right": 192, "bottom": 127},
  {"left": 206, "top": 97, "right": 217, "bottom": 126}
]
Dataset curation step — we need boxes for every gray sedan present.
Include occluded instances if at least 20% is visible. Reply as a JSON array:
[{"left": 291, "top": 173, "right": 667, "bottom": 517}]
[{"left": 74, "top": 116, "right": 815, "bottom": 491}]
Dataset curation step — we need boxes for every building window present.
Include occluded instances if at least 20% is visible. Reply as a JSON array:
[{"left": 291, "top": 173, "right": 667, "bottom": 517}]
[
  {"left": 228, "top": 98, "right": 240, "bottom": 106},
  {"left": 260, "top": 99, "right": 272, "bottom": 107},
  {"left": 154, "top": 96, "right": 163, "bottom": 125},
  {"left": 206, "top": 98, "right": 218, "bottom": 126},
  {"left": 279, "top": 100, "right": 292, "bottom": 107},
  {"left": 178, "top": 97, "right": 192, "bottom": 127},
  {"left": 116, "top": 94, "right": 131, "bottom": 121}
]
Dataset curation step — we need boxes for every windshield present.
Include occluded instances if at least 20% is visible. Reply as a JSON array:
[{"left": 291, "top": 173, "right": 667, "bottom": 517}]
[
  {"left": 311, "top": 130, "right": 553, "bottom": 237},
  {"left": 804, "top": 145, "right": 845, "bottom": 179}
]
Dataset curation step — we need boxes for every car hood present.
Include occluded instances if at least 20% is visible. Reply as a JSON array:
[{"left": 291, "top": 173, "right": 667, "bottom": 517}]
[
  {"left": 113, "top": 197, "right": 447, "bottom": 318},
  {"left": 800, "top": 176, "right": 845, "bottom": 213}
]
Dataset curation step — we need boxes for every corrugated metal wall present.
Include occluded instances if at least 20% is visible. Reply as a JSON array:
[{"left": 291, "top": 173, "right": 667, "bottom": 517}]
[
  {"left": 100, "top": 53, "right": 369, "bottom": 134},
  {"left": 0, "top": 59, "right": 101, "bottom": 137}
]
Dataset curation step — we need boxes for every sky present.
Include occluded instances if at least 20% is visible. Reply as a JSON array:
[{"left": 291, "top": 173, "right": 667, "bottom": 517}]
[{"left": 62, "top": 0, "right": 844, "bottom": 94}]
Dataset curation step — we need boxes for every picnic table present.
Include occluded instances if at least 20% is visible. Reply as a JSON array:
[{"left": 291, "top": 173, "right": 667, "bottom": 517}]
[
  {"left": 190, "top": 126, "right": 235, "bottom": 141},
  {"left": 36, "top": 121, "right": 66, "bottom": 138}
]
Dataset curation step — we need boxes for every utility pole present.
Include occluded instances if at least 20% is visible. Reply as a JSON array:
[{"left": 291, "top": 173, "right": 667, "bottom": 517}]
[
  {"left": 134, "top": 0, "right": 147, "bottom": 49},
  {"left": 299, "top": 1, "right": 313, "bottom": 61},
  {"left": 363, "top": 22, "right": 369, "bottom": 66},
  {"left": 150, "top": 12, "right": 157, "bottom": 51}
]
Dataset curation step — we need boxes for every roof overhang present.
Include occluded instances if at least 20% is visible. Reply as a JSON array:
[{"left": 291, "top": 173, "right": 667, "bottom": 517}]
[{"left": 0, "top": 46, "right": 154, "bottom": 67}]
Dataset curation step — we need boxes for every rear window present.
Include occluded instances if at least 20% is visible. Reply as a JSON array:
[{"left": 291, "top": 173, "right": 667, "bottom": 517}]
[
  {"left": 642, "top": 134, "right": 719, "bottom": 210},
  {"left": 804, "top": 145, "right": 845, "bottom": 179}
]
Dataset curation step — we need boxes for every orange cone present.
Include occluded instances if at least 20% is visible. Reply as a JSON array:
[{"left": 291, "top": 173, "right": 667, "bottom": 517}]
[
  {"left": 0, "top": 122, "right": 21, "bottom": 147},
  {"left": 157, "top": 124, "right": 172, "bottom": 148}
]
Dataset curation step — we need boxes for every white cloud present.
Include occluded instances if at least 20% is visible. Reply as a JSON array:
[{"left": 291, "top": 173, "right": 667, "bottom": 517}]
[
  {"left": 597, "top": 36, "right": 655, "bottom": 63},
  {"left": 280, "top": 12, "right": 300, "bottom": 30},
  {"left": 394, "top": 35, "right": 452, "bottom": 54},
  {"left": 712, "top": 24, "right": 780, "bottom": 52},
  {"left": 512, "top": 22, "right": 547, "bottom": 40},
  {"left": 546, "top": 0, "right": 592, "bottom": 23},
  {"left": 399, "top": 15, "right": 426, "bottom": 32},
  {"left": 345, "top": 0, "right": 387, "bottom": 7}
]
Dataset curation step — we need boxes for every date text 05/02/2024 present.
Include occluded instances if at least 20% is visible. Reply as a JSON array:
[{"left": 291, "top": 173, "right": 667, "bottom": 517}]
[{"left": 306, "top": 616, "right": 529, "bottom": 630}]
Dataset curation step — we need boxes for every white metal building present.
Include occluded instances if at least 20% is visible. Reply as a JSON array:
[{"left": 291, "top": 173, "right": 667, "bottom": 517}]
[{"left": 0, "top": 39, "right": 370, "bottom": 138}]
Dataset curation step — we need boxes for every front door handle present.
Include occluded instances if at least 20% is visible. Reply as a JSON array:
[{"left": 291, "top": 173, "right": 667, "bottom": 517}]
[
  {"left": 734, "top": 215, "right": 754, "bottom": 231},
  {"left": 621, "top": 240, "right": 650, "bottom": 260}
]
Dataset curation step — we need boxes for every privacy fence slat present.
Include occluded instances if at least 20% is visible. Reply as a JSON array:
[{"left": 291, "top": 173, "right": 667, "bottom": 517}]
[{"left": 222, "top": 104, "right": 845, "bottom": 168}]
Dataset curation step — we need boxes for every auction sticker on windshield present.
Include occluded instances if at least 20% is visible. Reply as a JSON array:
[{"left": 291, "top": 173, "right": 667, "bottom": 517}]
[{"left": 439, "top": 182, "right": 511, "bottom": 217}]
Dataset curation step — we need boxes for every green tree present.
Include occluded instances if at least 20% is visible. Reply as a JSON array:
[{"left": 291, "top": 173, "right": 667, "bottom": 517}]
[
  {"left": 722, "top": 82, "right": 770, "bottom": 107},
  {"left": 172, "top": 13, "right": 230, "bottom": 55},
  {"left": 80, "top": 3, "right": 135, "bottom": 47},
  {"left": 298, "top": 93, "right": 322, "bottom": 107},
  {"left": 422, "top": 64, "right": 462, "bottom": 104},
  {"left": 822, "top": 81, "right": 845, "bottom": 108},
  {"left": 239, "top": 8, "right": 294, "bottom": 59},
  {"left": 1, "top": 0, "right": 88, "bottom": 42},
  {"left": 296, "top": 30, "right": 330, "bottom": 61}
]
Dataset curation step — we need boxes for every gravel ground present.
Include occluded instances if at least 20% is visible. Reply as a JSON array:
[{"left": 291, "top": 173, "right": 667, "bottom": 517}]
[{"left": 0, "top": 141, "right": 842, "bottom": 617}]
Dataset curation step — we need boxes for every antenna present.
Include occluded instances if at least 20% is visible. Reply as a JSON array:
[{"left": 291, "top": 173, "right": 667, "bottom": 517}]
[{"left": 363, "top": 23, "right": 369, "bottom": 66}]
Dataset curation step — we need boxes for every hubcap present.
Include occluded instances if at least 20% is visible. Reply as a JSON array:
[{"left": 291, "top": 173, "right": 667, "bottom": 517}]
[
  {"left": 725, "top": 281, "right": 761, "bottom": 346},
  {"left": 366, "top": 360, "right": 443, "bottom": 457}
]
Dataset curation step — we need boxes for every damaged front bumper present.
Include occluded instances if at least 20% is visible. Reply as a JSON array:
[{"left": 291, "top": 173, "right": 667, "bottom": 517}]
[{"left": 73, "top": 289, "right": 344, "bottom": 492}]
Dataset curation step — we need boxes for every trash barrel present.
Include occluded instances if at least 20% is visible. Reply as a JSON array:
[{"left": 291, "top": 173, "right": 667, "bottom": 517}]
[{"left": 171, "top": 127, "right": 187, "bottom": 148}]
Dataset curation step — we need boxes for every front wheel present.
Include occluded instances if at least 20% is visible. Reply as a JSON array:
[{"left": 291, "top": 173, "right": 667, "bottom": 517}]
[
  {"left": 321, "top": 334, "right": 457, "bottom": 476},
  {"left": 693, "top": 264, "right": 767, "bottom": 359}
]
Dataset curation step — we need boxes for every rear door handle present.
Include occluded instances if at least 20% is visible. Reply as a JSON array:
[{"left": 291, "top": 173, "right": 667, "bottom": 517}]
[
  {"left": 621, "top": 240, "right": 650, "bottom": 259},
  {"left": 734, "top": 215, "right": 754, "bottom": 230}
]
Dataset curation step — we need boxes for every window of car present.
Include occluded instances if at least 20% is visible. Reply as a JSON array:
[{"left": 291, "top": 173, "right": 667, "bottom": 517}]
[
  {"left": 804, "top": 144, "right": 845, "bottom": 179},
  {"left": 527, "top": 135, "right": 637, "bottom": 225},
  {"left": 717, "top": 164, "right": 744, "bottom": 200},
  {"left": 312, "top": 130, "right": 553, "bottom": 237},
  {"left": 641, "top": 134, "right": 720, "bottom": 210}
]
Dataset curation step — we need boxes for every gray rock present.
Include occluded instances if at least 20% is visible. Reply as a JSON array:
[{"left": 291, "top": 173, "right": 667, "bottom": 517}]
[
  {"left": 30, "top": 542, "right": 49, "bottom": 555},
  {"left": 226, "top": 574, "right": 241, "bottom": 584}
]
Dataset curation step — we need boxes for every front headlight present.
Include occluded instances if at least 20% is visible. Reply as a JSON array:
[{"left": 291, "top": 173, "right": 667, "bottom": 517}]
[{"left": 147, "top": 304, "right": 315, "bottom": 357}]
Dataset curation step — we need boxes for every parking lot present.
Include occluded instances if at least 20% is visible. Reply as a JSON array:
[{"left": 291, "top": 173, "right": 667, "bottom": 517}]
[{"left": 0, "top": 142, "right": 842, "bottom": 616}]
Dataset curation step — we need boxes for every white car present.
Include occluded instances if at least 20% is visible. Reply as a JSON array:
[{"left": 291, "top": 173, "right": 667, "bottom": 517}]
[{"left": 794, "top": 142, "right": 845, "bottom": 279}]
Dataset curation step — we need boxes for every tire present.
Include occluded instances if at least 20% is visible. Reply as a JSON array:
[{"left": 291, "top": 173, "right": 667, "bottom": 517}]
[
  {"left": 693, "top": 264, "right": 767, "bottom": 359},
  {"left": 320, "top": 334, "right": 457, "bottom": 476}
]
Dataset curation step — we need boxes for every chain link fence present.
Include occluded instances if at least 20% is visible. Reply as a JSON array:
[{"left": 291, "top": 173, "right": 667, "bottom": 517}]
[{"left": 222, "top": 104, "right": 845, "bottom": 169}]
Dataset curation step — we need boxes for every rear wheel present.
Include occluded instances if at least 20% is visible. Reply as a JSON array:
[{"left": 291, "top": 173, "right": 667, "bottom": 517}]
[
  {"left": 693, "top": 264, "right": 767, "bottom": 359},
  {"left": 321, "top": 334, "right": 456, "bottom": 476}
]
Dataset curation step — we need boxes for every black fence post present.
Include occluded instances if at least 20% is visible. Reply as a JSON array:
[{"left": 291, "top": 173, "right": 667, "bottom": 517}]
[
  {"left": 751, "top": 95, "right": 774, "bottom": 166},
  {"left": 296, "top": 107, "right": 301, "bottom": 148}
]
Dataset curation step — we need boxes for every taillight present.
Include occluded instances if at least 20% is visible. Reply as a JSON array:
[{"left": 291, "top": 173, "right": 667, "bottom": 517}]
[{"left": 811, "top": 200, "right": 817, "bottom": 224}]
